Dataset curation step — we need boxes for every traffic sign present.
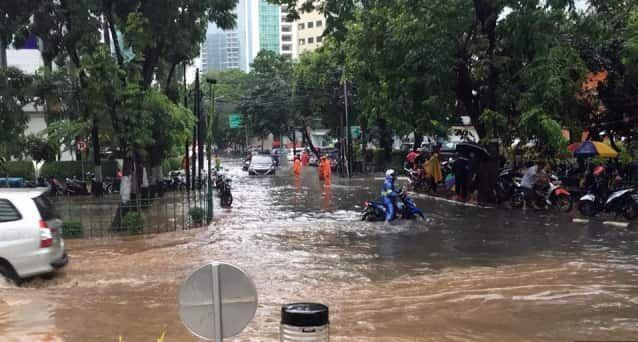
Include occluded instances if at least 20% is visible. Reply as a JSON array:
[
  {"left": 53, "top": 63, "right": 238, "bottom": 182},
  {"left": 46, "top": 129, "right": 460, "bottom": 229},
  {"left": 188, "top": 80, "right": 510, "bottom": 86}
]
[
  {"left": 178, "top": 262, "right": 258, "bottom": 341},
  {"left": 350, "top": 126, "right": 361, "bottom": 138},
  {"left": 76, "top": 139, "right": 87, "bottom": 152},
  {"left": 229, "top": 114, "right": 242, "bottom": 129}
]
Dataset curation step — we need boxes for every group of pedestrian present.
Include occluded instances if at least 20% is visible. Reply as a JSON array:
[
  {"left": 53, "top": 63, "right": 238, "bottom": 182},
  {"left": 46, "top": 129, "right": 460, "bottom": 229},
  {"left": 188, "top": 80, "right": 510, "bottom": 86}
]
[
  {"left": 406, "top": 147, "right": 443, "bottom": 193},
  {"left": 292, "top": 149, "right": 331, "bottom": 186}
]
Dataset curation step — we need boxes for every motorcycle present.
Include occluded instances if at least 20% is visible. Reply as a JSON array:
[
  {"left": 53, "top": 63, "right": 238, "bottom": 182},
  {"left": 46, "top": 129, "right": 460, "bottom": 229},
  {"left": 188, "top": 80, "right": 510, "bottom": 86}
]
[
  {"left": 496, "top": 168, "right": 518, "bottom": 204},
  {"left": 362, "top": 188, "right": 425, "bottom": 221},
  {"left": 510, "top": 175, "right": 573, "bottom": 212},
  {"left": 578, "top": 187, "right": 638, "bottom": 220},
  {"left": 404, "top": 168, "right": 431, "bottom": 193},
  {"left": 219, "top": 177, "right": 233, "bottom": 208}
]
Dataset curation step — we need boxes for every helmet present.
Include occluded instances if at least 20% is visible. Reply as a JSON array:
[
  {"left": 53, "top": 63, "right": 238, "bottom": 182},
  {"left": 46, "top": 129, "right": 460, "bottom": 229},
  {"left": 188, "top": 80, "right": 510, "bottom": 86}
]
[{"left": 385, "top": 169, "right": 395, "bottom": 178}]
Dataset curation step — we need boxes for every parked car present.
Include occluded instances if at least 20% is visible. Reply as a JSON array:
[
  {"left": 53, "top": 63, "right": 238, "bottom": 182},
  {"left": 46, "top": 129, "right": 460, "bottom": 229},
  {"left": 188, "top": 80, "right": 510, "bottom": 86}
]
[
  {"left": 248, "top": 154, "right": 276, "bottom": 176},
  {"left": 0, "top": 189, "right": 68, "bottom": 283}
]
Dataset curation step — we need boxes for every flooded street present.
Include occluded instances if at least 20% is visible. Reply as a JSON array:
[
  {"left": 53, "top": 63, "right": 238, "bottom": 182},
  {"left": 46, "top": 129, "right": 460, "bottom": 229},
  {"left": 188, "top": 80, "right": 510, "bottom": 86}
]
[{"left": 2, "top": 160, "right": 638, "bottom": 341}]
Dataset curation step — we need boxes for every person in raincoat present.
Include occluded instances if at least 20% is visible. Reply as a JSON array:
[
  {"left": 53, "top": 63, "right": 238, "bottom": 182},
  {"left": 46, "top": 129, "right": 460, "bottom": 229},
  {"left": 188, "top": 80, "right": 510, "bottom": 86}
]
[
  {"left": 293, "top": 155, "right": 302, "bottom": 176},
  {"left": 382, "top": 169, "right": 399, "bottom": 222},
  {"left": 214, "top": 154, "right": 221, "bottom": 171},
  {"left": 423, "top": 149, "right": 443, "bottom": 192}
]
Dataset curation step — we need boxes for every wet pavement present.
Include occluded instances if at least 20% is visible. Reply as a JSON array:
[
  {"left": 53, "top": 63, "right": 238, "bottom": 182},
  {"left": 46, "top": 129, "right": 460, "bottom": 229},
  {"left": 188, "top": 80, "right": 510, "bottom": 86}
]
[{"left": 1, "top": 159, "right": 638, "bottom": 341}]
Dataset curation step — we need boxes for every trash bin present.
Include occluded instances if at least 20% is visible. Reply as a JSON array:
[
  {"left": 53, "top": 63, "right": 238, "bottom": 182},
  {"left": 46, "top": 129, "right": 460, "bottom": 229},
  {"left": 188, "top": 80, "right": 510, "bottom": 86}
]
[{"left": 280, "top": 303, "right": 329, "bottom": 341}]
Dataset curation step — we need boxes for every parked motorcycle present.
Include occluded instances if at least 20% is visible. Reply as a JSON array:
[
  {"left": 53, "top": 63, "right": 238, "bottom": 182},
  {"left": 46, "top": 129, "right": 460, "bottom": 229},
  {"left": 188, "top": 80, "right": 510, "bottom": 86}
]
[
  {"left": 496, "top": 168, "right": 518, "bottom": 204},
  {"left": 219, "top": 177, "right": 233, "bottom": 208},
  {"left": 362, "top": 188, "right": 425, "bottom": 221},
  {"left": 578, "top": 187, "right": 638, "bottom": 220},
  {"left": 404, "top": 168, "right": 431, "bottom": 193},
  {"left": 510, "top": 175, "right": 573, "bottom": 212}
]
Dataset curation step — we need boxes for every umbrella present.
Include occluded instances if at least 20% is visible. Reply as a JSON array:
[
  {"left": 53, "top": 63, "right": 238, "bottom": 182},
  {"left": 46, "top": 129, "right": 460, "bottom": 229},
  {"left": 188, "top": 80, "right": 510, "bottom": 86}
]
[
  {"left": 455, "top": 142, "right": 490, "bottom": 159},
  {"left": 573, "top": 141, "right": 618, "bottom": 158},
  {"left": 567, "top": 142, "right": 580, "bottom": 152}
]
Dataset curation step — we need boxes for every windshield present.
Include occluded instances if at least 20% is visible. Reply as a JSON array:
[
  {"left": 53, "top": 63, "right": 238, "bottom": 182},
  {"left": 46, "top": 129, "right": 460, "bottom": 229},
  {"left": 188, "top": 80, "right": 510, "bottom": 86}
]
[
  {"left": 251, "top": 156, "right": 272, "bottom": 165},
  {"left": 33, "top": 195, "right": 59, "bottom": 220}
]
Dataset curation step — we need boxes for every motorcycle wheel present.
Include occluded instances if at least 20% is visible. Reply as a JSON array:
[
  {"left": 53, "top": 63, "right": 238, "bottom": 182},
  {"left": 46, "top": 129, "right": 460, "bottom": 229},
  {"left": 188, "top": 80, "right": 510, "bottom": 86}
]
[
  {"left": 510, "top": 192, "right": 524, "bottom": 209},
  {"left": 579, "top": 201, "right": 597, "bottom": 218},
  {"left": 361, "top": 212, "right": 369, "bottom": 221},
  {"left": 556, "top": 194, "right": 573, "bottom": 213},
  {"left": 623, "top": 200, "right": 638, "bottom": 220},
  {"left": 221, "top": 193, "right": 233, "bottom": 208}
]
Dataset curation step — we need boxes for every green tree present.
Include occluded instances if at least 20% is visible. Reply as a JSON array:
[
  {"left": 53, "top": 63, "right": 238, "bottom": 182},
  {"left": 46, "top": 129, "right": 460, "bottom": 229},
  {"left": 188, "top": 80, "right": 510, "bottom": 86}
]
[{"left": 0, "top": 67, "right": 32, "bottom": 159}]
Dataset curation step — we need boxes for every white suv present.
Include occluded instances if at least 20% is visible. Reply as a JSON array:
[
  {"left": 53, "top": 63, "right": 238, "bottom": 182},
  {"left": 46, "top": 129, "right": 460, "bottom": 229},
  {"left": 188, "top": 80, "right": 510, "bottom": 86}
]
[{"left": 0, "top": 189, "right": 68, "bottom": 282}]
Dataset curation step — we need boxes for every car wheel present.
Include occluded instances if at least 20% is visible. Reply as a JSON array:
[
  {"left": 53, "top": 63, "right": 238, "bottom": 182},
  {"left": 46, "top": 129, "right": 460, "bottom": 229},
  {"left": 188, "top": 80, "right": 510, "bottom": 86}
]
[{"left": 0, "top": 262, "right": 19, "bottom": 285}]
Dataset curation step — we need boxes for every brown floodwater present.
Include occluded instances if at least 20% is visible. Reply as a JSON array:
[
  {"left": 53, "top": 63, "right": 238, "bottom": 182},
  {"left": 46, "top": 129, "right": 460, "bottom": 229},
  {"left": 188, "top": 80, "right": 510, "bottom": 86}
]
[{"left": 1, "top": 160, "right": 638, "bottom": 341}]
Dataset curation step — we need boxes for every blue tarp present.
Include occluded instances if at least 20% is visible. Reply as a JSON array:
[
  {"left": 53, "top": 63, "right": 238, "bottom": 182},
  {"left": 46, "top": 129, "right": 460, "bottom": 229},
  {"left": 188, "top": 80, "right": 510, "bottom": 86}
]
[
  {"left": 0, "top": 177, "right": 25, "bottom": 187},
  {"left": 573, "top": 141, "right": 598, "bottom": 158}
]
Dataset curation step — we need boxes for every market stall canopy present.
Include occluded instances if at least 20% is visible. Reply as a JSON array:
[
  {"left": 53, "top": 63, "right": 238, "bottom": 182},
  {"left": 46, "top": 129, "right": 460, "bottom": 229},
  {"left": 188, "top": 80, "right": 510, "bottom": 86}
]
[
  {"left": 456, "top": 142, "right": 490, "bottom": 159},
  {"left": 573, "top": 141, "right": 618, "bottom": 158}
]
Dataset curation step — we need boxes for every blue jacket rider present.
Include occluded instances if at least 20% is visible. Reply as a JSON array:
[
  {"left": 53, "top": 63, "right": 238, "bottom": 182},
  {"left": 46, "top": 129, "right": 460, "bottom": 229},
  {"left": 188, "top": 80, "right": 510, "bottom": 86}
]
[{"left": 382, "top": 169, "right": 399, "bottom": 221}]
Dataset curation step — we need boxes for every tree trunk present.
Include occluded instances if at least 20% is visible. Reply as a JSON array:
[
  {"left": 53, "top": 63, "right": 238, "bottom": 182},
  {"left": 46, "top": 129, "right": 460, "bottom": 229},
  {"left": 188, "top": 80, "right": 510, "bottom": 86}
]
[
  {"left": 0, "top": 38, "right": 7, "bottom": 70},
  {"left": 301, "top": 118, "right": 321, "bottom": 160}
]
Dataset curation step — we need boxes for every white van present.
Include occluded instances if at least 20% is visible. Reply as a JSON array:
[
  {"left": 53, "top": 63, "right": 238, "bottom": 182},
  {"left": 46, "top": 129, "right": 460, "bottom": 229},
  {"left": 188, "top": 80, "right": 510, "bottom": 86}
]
[{"left": 0, "top": 189, "right": 67, "bottom": 282}]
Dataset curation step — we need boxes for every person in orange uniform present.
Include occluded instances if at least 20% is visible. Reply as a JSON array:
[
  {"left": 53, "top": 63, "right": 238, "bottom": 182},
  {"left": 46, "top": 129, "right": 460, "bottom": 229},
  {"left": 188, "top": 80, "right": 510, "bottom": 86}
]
[
  {"left": 320, "top": 155, "right": 332, "bottom": 185},
  {"left": 301, "top": 149, "right": 309, "bottom": 166},
  {"left": 318, "top": 156, "right": 326, "bottom": 181},
  {"left": 293, "top": 155, "right": 302, "bottom": 176}
]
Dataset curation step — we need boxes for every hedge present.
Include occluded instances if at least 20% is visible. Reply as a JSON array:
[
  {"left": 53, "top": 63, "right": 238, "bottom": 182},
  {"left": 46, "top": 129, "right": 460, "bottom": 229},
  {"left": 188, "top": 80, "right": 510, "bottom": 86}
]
[{"left": 1, "top": 160, "right": 118, "bottom": 180}]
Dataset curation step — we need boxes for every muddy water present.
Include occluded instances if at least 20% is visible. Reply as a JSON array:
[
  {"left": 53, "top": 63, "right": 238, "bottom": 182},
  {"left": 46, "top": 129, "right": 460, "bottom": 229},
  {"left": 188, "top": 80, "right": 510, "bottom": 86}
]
[{"left": 1, "top": 160, "right": 638, "bottom": 341}]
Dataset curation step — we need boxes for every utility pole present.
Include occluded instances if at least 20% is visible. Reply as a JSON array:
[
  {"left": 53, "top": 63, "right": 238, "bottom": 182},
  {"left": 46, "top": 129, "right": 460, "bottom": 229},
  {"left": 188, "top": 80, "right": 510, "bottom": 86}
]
[
  {"left": 196, "top": 72, "right": 204, "bottom": 189},
  {"left": 344, "top": 78, "right": 352, "bottom": 178},
  {"left": 291, "top": 83, "right": 296, "bottom": 156},
  {"left": 191, "top": 73, "right": 198, "bottom": 191},
  {"left": 183, "top": 63, "right": 190, "bottom": 192},
  {"left": 205, "top": 76, "right": 216, "bottom": 222}
]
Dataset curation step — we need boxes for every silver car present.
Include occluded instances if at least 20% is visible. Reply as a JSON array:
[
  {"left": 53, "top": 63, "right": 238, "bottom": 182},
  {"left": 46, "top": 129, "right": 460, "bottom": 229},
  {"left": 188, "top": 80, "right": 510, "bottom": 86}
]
[
  {"left": 248, "top": 155, "right": 276, "bottom": 175},
  {"left": 0, "top": 189, "right": 68, "bottom": 283}
]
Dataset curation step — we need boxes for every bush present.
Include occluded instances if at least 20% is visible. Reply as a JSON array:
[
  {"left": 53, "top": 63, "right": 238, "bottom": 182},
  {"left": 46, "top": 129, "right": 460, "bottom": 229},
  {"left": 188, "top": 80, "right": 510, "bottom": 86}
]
[
  {"left": 122, "top": 212, "right": 144, "bottom": 235},
  {"left": 0, "top": 160, "right": 118, "bottom": 180},
  {"left": 62, "top": 221, "right": 84, "bottom": 239},
  {"left": 162, "top": 157, "right": 183, "bottom": 174},
  {"left": 0, "top": 161, "right": 34, "bottom": 179},
  {"left": 189, "top": 207, "right": 205, "bottom": 225}
]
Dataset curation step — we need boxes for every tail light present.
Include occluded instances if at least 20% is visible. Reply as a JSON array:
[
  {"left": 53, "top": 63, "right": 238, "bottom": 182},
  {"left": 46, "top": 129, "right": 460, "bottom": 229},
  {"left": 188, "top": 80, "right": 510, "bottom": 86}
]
[{"left": 39, "top": 220, "right": 53, "bottom": 248}]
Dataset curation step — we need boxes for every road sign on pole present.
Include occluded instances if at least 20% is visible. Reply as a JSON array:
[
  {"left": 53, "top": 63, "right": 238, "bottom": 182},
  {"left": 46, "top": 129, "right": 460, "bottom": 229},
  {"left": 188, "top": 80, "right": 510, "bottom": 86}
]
[
  {"left": 229, "top": 114, "right": 242, "bottom": 129},
  {"left": 178, "top": 262, "right": 258, "bottom": 342}
]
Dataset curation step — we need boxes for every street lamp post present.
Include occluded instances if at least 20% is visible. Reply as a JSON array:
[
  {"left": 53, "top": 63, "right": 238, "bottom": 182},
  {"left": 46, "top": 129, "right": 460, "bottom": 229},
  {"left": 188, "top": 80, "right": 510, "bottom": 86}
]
[{"left": 205, "top": 76, "right": 216, "bottom": 223}]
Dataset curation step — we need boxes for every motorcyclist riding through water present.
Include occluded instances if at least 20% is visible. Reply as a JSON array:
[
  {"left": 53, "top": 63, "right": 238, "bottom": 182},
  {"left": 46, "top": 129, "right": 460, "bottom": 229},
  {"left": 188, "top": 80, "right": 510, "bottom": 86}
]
[{"left": 382, "top": 169, "right": 399, "bottom": 222}]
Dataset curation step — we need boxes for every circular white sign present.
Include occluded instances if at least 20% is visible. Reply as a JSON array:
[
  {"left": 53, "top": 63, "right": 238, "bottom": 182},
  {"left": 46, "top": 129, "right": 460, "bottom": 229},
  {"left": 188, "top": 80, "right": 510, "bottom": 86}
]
[{"left": 178, "top": 263, "right": 258, "bottom": 341}]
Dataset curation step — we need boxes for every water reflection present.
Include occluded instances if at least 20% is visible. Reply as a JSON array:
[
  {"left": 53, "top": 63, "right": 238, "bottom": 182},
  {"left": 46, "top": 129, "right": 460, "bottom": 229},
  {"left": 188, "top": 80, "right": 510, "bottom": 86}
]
[{"left": 0, "top": 159, "right": 637, "bottom": 341}]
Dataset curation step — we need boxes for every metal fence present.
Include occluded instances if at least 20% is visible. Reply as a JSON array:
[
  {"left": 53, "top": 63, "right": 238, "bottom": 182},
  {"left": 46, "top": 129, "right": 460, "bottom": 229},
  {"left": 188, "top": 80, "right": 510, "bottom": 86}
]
[{"left": 50, "top": 189, "right": 209, "bottom": 238}]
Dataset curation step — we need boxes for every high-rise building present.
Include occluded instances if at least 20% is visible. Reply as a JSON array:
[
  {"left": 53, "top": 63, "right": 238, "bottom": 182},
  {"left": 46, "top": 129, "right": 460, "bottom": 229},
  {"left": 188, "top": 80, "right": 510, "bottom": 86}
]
[
  {"left": 200, "top": 0, "right": 259, "bottom": 74},
  {"left": 280, "top": 5, "right": 294, "bottom": 59},
  {"left": 295, "top": 2, "right": 326, "bottom": 57},
  {"left": 259, "top": 0, "right": 280, "bottom": 53}
]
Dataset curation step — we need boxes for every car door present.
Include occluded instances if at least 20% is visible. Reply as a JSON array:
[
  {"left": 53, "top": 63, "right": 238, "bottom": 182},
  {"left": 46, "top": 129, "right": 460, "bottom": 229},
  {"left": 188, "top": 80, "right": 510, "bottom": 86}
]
[{"left": 0, "top": 198, "right": 36, "bottom": 274}]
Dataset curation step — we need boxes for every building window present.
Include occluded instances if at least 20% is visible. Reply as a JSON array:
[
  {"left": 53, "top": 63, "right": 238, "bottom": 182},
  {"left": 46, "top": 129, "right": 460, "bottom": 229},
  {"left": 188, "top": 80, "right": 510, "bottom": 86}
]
[
  {"left": 298, "top": 23, "right": 305, "bottom": 30},
  {"left": 316, "top": 20, "right": 323, "bottom": 27},
  {"left": 317, "top": 36, "right": 323, "bottom": 43},
  {"left": 307, "top": 21, "right": 314, "bottom": 28},
  {"left": 282, "top": 44, "right": 292, "bottom": 51},
  {"left": 282, "top": 25, "right": 291, "bottom": 32},
  {"left": 308, "top": 37, "right": 314, "bottom": 44},
  {"left": 299, "top": 38, "right": 305, "bottom": 45},
  {"left": 282, "top": 34, "right": 292, "bottom": 42}
]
